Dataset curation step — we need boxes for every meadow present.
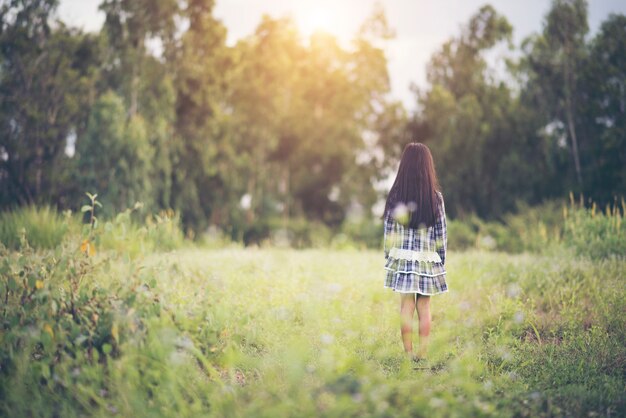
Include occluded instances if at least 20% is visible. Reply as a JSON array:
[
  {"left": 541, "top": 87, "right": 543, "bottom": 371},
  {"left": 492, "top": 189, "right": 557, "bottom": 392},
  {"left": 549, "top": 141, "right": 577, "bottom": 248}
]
[{"left": 0, "top": 201, "right": 624, "bottom": 417}]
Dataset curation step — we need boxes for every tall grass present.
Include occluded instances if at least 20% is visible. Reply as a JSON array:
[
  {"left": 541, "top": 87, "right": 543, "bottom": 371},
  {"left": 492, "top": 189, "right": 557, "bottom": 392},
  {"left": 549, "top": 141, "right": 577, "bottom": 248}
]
[
  {"left": 563, "top": 193, "right": 625, "bottom": 259},
  {"left": 97, "top": 207, "right": 185, "bottom": 257},
  {"left": 0, "top": 206, "right": 75, "bottom": 250},
  {"left": 446, "top": 194, "right": 624, "bottom": 258},
  {"left": 0, "top": 199, "right": 624, "bottom": 416},
  {"left": 1, "top": 244, "right": 624, "bottom": 416}
]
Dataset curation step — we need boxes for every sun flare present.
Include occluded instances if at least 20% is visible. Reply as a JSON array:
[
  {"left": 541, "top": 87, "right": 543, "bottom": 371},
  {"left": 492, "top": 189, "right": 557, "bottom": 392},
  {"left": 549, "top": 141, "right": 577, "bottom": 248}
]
[{"left": 298, "top": 8, "right": 338, "bottom": 38}]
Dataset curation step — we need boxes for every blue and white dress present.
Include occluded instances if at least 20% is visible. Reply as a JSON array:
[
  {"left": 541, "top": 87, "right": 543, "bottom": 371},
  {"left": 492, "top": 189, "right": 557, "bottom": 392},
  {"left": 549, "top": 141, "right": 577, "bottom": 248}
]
[{"left": 383, "top": 191, "right": 448, "bottom": 295}]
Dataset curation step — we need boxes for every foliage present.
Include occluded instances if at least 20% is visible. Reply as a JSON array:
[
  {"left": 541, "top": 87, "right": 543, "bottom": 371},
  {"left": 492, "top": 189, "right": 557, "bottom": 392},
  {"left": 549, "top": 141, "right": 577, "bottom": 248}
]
[
  {"left": 1, "top": 0, "right": 624, "bottom": 237},
  {"left": 0, "top": 2, "right": 100, "bottom": 207},
  {"left": 563, "top": 193, "right": 625, "bottom": 259},
  {"left": 0, "top": 191, "right": 624, "bottom": 416},
  {"left": 3, "top": 238, "right": 623, "bottom": 416},
  {"left": 97, "top": 206, "right": 186, "bottom": 257},
  {"left": 77, "top": 92, "right": 154, "bottom": 216},
  {"left": 0, "top": 206, "right": 75, "bottom": 250},
  {"left": 0, "top": 235, "right": 216, "bottom": 417}
]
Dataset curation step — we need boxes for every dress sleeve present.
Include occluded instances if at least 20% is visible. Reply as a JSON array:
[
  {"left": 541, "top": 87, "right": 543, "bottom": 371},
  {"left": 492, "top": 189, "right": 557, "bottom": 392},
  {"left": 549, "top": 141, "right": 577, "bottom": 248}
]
[{"left": 435, "top": 193, "right": 447, "bottom": 265}]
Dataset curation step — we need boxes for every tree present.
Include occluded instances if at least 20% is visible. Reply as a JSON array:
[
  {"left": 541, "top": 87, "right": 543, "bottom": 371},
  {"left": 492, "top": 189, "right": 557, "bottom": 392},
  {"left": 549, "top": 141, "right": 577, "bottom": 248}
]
[
  {"left": 521, "top": 0, "right": 588, "bottom": 189},
  {"left": 76, "top": 91, "right": 153, "bottom": 215},
  {"left": 229, "top": 9, "right": 395, "bottom": 232},
  {"left": 409, "top": 5, "right": 519, "bottom": 218},
  {"left": 0, "top": 0, "right": 100, "bottom": 207},
  {"left": 169, "top": 0, "right": 233, "bottom": 232},
  {"left": 579, "top": 14, "right": 626, "bottom": 201},
  {"left": 98, "top": 0, "right": 178, "bottom": 116}
]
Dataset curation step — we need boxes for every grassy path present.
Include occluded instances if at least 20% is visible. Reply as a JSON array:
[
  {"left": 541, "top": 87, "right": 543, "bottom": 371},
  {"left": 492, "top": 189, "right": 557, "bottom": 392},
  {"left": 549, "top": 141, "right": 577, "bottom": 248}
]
[{"left": 138, "top": 248, "right": 624, "bottom": 417}]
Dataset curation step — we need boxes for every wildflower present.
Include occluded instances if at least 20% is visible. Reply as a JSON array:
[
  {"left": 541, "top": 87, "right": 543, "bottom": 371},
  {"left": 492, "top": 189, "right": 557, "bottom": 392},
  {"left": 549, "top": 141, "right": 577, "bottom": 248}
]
[
  {"left": 80, "top": 239, "right": 96, "bottom": 256},
  {"left": 43, "top": 324, "right": 54, "bottom": 338},
  {"left": 392, "top": 203, "right": 409, "bottom": 225}
]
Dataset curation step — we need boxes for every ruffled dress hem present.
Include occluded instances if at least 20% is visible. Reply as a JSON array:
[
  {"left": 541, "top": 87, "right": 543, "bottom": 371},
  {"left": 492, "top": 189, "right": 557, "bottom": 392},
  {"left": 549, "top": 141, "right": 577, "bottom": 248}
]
[{"left": 383, "top": 284, "right": 450, "bottom": 296}]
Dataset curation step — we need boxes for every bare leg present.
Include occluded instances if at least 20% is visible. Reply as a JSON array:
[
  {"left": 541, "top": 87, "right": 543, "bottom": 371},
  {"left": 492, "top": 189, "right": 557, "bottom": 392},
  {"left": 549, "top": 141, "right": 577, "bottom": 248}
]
[
  {"left": 400, "top": 293, "right": 417, "bottom": 356},
  {"left": 416, "top": 294, "right": 431, "bottom": 359}
]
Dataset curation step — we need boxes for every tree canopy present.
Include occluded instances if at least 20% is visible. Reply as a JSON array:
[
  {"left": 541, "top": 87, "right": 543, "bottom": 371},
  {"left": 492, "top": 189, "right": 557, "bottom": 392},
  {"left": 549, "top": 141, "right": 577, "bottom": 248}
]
[{"left": 0, "top": 0, "right": 624, "bottom": 238}]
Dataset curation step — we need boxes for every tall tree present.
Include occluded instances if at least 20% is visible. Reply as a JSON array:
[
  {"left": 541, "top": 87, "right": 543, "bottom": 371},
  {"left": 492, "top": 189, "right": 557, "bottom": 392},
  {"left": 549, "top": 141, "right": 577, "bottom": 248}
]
[
  {"left": 522, "top": 0, "right": 588, "bottom": 189},
  {"left": 170, "top": 0, "right": 233, "bottom": 232},
  {"left": 76, "top": 91, "right": 153, "bottom": 215},
  {"left": 98, "top": 0, "right": 178, "bottom": 116},
  {"left": 409, "top": 5, "right": 518, "bottom": 218},
  {"left": 0, "top": 0, "right": 99, "bottom": 207},
  {"left": 230, "top": 9, "right": 394, "bottom": 232},
  {"left": 95, "top": 0, "right": 179, "bottom": 214},
  {"left": 579, "top": 14, "right": 626, "bottom": 201}
]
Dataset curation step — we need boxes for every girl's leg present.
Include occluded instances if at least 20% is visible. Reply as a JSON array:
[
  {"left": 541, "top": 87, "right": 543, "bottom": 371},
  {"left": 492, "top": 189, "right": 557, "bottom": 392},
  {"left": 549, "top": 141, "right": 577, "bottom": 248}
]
[
  {"left": 416, "top": 294, "right": 432, "bottom": 358},
  {"left": 400, "top": 293, "right": 417, "bottom": 355}
]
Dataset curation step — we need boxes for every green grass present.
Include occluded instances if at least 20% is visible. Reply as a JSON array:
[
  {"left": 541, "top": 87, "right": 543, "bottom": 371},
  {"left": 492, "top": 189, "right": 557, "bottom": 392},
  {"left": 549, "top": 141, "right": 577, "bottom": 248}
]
[
  {"left": 0, "top": 206, "right": 75, "bottom": 250},
  {"left": 2, "top": 241, "right": 623, "bottom": 417}
]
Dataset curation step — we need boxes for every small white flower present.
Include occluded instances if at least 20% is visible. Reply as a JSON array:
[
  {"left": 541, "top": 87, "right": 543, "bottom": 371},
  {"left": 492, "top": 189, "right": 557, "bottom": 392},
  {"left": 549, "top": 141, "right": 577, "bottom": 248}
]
[
  {"left": 326, "top": 283, "right": 342, "bottom": 293},
  {"left": 429, "top": 397, "right": 446, "bottom": 408},
  {"left": 320, "top": 333, "right": 334, "bottom": 345},
  {"left": 392, "top": 203, "right": 409, "bottom": 224},
  {"left": 506, "top": 283, "right": 521, "bottom": 298}
]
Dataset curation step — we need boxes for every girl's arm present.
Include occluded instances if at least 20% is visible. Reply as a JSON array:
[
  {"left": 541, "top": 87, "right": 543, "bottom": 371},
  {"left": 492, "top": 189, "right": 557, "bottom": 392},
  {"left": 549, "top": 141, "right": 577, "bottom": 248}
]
[
  {"left": 383, "top": 213, "right": 389, "bottom": 260},
  {"left": 435, "top": 193, "right": 447, "bottom": 265}
]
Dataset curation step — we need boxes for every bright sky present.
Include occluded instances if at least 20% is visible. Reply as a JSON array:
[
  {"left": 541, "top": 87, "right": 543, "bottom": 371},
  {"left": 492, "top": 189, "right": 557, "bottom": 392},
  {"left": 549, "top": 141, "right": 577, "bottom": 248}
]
[{"left": 58, "top": 0, "right": 626, "bottom": 110}]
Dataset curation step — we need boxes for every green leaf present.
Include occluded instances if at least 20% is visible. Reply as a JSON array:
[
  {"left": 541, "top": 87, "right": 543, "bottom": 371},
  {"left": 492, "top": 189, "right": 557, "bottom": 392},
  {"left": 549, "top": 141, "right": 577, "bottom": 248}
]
[
  {"left": 81, "top": 205, "right": 92, "bottom": 213},
  {"left": 27, "top": 273, "right": 37, "bottom": 289},
  {"left": 0, "top": 259, "right": 10, "bottom": 275},
  {"left": 102, "top": 343, "right": 112, "bottom": 355},
  {"left": 7, "top": 277, "right": 18, "bottom": 291},
  {"left": 94, "top": 201, "right": 103, "bottom": 208}
]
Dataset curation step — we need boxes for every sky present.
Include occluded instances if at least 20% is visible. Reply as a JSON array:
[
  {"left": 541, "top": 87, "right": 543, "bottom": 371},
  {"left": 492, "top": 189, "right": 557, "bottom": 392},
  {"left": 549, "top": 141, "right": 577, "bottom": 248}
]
[{"left": 58, "top": 0, "right": 626, "bottom": 110}]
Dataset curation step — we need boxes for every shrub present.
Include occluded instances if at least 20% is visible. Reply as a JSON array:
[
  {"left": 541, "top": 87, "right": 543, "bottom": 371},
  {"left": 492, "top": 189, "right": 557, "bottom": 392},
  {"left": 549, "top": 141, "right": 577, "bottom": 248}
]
[
  {"left": 97, "top": 204, "right": 185, "bottom": 257},
  {"left": 501, "top": 200, "right": 564, "bottom": 253},
  {"left": 563, "top": 194, "right": 625, "bottom": 260},
  {"left": 447, "top": 218, "right": 478, "bottom": 250},
  {"left": 339, "top": 218, "right": 383, "bottom": 249},
  {"left": 0, "top": 213, "right": 216, "bottom": 416},
  {"left": 0, "top": 206, "right": 76, "bottom": 250}
]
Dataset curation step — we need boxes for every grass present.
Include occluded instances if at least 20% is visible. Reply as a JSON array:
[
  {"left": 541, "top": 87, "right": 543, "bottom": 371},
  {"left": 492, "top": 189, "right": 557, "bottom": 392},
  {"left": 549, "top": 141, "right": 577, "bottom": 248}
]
[
  {"left": 1, "top": 212, "right": 624, "bottom": 416},
  {"left": 62, "top": 248, "right": 625, "bottom": 416},
  {"left": 0, "top": 206, "right": 75, "bottom": 250}
]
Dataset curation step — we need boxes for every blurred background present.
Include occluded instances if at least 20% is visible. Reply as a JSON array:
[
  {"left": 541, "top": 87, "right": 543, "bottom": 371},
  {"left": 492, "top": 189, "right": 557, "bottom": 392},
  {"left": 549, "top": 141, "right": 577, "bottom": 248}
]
[{"left": 0, "top": 0, "right": 624, "bottom": 248}]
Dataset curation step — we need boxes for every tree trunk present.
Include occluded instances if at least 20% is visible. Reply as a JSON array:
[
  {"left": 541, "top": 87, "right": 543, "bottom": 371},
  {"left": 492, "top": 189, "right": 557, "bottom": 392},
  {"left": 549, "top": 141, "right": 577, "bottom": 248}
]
[
  {"left": 565, "top": 103, "right": 582, "bottom": 187},
  {"left": 563, "top": 55, "right": 583, "bottom": 187}
]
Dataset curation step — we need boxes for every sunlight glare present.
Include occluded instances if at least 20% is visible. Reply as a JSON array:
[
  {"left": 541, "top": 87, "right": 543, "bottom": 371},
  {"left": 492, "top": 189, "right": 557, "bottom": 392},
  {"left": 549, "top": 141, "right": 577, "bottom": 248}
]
[{"left": 298, "top": 8, "right": 338, "bottom": 38}]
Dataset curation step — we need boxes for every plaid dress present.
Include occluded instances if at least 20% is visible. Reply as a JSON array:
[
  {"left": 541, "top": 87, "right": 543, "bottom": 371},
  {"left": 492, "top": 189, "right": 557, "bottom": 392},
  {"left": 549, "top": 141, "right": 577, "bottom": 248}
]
[{"left": 383, "top": 191, "right": 448, "bottom": 295}]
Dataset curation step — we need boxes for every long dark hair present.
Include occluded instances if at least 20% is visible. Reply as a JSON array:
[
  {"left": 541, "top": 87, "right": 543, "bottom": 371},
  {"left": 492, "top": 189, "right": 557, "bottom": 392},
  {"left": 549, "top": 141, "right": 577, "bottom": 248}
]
[{"left": 382, "top": 142, "right": 442, "bottom": 229}]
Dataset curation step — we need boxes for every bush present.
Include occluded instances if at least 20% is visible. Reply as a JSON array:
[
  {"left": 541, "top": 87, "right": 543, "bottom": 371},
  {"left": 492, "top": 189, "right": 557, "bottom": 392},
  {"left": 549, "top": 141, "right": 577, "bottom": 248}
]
[
  {"left": 501, "top": 200, "right": 564, "bottom": 253},
  {"left": 0, "top": 216, "right": 217, "bottom": 417},
  {"left": 339, "top": 218, "right": 383, "bottom": 249},
  {"left": 563, "top": 195, "right": 625, "bottom": 260},
  {"left": 447, "top": 218, "right": 478, "bottom": 250},
  {"left": 97, "top": 205, "right": 185, "bottom": 257},
  {"left": 447, "top": 199, "right": 567, "bottom": 254},
  {"left": 0, "top": 206, "right": 76, "bottom": 250}
]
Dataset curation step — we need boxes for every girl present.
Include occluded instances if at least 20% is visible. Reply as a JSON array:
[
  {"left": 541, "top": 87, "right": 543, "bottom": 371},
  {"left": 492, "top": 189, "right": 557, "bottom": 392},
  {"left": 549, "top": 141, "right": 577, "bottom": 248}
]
[{"left": 382, "top": 142, "right": 448, "bottom": 366}]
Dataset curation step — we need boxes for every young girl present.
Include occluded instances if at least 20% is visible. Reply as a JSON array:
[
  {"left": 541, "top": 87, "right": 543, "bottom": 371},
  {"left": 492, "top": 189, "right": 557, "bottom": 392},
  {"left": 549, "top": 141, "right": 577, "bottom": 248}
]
[{"left": 382, "top": 142, "right": 448, "bottom": 365}]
